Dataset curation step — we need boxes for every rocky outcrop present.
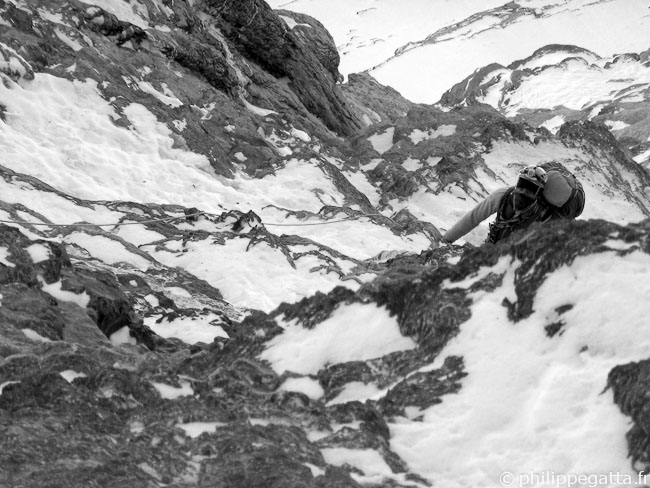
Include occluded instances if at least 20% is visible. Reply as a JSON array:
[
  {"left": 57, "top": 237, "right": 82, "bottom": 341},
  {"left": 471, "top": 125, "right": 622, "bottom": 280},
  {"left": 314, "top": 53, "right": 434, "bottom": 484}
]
[
  {"left": 4, "top": 207, "right": 650, "bottom": 486},
  {"left": 0, "top": 0, "right": 364, "bottom": 179},
  {"left": 198, "top": 0, "right": 363, "bottom": 136},
  {"left": 274, "top": 9, "right": 342, "bottom": 83},
  {"left": 344, "top": 103, "right": 542, "bottom": 207},
  {"left": 342, "top": 72, "right": 418, "bottom": 126},
  {"left": 0, "top": 223, "right": 157, "bottom": 348},
  {"left": 438, "top": 43, "right": 650, "bottom": 165},
  {"left": 439, "top": 62, "right": 507, "bottom": 107},
  {"left": 558, "top": 120, "right": 650, "bottom": 215},
  {"left": 439, "top": 44, "right": 601, "bottom": 108},
  {"left": 608, "top": 359, "right": 650, "bottom": 471}
]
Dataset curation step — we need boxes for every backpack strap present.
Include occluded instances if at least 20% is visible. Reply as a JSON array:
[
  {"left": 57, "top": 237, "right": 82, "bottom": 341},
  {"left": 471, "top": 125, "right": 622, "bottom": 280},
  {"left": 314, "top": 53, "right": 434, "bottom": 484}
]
[
  {"left": 487, "top": 189, "right": 514, "bottom": 243},
  {"left": 487, "top": 187, "right": 560, "bottom": 243}
]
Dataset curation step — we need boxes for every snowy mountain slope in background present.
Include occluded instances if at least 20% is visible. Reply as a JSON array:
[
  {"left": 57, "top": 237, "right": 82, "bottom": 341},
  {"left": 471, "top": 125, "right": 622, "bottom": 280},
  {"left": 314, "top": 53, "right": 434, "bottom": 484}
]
[
  {"left": 268, "top": 0, "right": 650, "bottom": 104},
  {"left": 268, "top": 0, "right": 507, "bottom": 79},
  {"left": 450, "top": 46, "right": 650, "bottom": 117},
  {"left": 271, "top": 0, "right": 650, "bottom": 167},
  {"left": 440, "top": 44, "right": 650, "bottom": 168},
  {"left": 2, "top": 0, "right": 650, "bottom": 487}
]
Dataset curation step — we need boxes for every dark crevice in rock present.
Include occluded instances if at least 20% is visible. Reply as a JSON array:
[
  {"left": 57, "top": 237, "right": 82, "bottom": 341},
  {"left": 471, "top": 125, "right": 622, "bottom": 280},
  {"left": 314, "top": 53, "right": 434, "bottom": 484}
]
[
  {"left": 378, "top": 355, "right": 467, "bottom": 419},
  {"left": 83, "top": 7, "right": 148, "bottom": 47},
  {"left": 272, "top": 287, "right": 359, "bottom": 329}
]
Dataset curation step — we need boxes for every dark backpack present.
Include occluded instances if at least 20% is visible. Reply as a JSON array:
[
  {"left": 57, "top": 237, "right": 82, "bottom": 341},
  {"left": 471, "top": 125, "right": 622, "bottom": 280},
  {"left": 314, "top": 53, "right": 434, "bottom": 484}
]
[
  {"left": 538, "top": 161, "right": 585, "bottom": 219},
  {"left": 486, "top": 162, "right": 585, "bottom": 243}
]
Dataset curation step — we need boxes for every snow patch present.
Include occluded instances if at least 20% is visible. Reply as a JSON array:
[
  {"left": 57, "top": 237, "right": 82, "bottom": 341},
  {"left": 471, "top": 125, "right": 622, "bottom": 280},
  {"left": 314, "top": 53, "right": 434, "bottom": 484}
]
[
  {"left": 304, "top": 463, "right": 325, "bottom": 477},
  {"left": 109, "top": 326, "right": 136, "bottom": 346},
  {"left": 54, "top": 29, "right": 84, "bottom": 51},
  {"left": 604, "top": 120, "right": 630, "bottom": 131},
  {"left": 402, "top": 158, "right": 422, "bottom": 171},
  {"left": 278, "top": 15, "right": 310, "bottom": 30},
  {"left": 137, "top": 81, "right": 183, "bottom": 107},
  {"left": 368, "top": 127, "right": 395, "bottom": 154},
  {"left": 327, "top": 381, "right": 384, "bottom": 406},
  {"left": 152, "top": 380, "right": 194, "bottom": 399},
  {"left": 539, "top": 115, "right": 565, "bottom": 134},
  {"left": 145, "top": 314, "right": 229, "bottom": 344},
  {"left": 177, "top": 422, "right": 227, "bottom": 438},
  {"left": 633, "top": 149, "right": 650, "bottom": 164},
  {"left": 21, "top": 328, "right": 52, "bottom": 342},
  {"left": 26, "top": 243, "right": 50, "bottom": 263},
  {"left": 0, "top": 246, "right": 14, "bottom": 267},
  {"left": 278, "top": 377, "right": 324, "bottom": 400},
  {"left": 59, "top": 370, "right": 87, "bottom": 383},
  {"left": 38, "top": 278, "right": 90, "bottom": 308},
  {"left": 260, "top": 303, "right": 417, "bottom": 375},
  {"left": 409, "top": 125, "right": 457, "bottom": 144},
  {"left": 290, "top": 127, "right": 311, "bottom": 142}
]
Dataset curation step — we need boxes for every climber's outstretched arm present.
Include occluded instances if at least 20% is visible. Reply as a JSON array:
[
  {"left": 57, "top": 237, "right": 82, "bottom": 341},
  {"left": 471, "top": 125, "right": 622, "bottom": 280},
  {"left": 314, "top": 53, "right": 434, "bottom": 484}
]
[{"left": 443, "top": 187, "right": 509, "bottom": 243}]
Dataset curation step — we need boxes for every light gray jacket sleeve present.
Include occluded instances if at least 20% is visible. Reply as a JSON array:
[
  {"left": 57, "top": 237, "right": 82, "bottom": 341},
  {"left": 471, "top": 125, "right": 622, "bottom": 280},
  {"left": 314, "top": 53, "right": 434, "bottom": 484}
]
[{"left": 443, "top": 187, "right": 509, "bottom": 243}]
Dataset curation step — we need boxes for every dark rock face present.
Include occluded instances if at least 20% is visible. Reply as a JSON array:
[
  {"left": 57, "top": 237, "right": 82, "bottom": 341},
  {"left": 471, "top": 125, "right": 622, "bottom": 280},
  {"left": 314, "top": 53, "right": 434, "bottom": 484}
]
[
  {"left": 439, "top": 62, "right": 506, "bottom": 107},
  {"left": 378, "top": 355, "right": 466, "bottom": 418},
  {"left": 84, "top": 5, "right": 148, "bottom": 46},
  {"left": 369, "top": 160, "right": 425, "bottom": 200},
  {"left": 344, "top": 102, "right": 554, "bottom": 213},
  {"left": 0, "top": 223, "right": 152, "bottom": 347},
  {"left": 558, "top": 120, "right": 650, "bottom": 214},
  {"left": 0, "top": 0, "right": 362, "bottom": 179},
  {"left": 342, "top": 72, "right": 416, "bottom": 126},
  {"left": 275, "top": 10, "right": 342, "bottom": 83},
  {"left": 203, "top": 0, "right": 293, "bottom": 77},
  {"left": 608, "top": 359, "right": 650, "bottom": 471},
  {"left": 190, "top": 0, "right": 362, "bottom": 136}
]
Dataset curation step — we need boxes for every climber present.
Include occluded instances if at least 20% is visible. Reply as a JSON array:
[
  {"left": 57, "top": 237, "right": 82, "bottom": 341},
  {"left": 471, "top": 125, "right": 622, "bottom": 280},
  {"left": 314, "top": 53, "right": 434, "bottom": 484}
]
[{"left": 442, "top": 162, "right": 585, "bottom": 244}]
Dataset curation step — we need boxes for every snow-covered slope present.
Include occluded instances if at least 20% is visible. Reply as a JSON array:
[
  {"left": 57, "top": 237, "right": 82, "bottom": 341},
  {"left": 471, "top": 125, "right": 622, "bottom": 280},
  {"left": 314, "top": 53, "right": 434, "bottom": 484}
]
[
  {"left": 2, "top": 1, "right": 650, "bottom": 487},
  {"left": 2, "top": 71, "right": 648, "bottom": 313},
  {"left": 261, "top": 227, "right": 650, "bottom": 486}
]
